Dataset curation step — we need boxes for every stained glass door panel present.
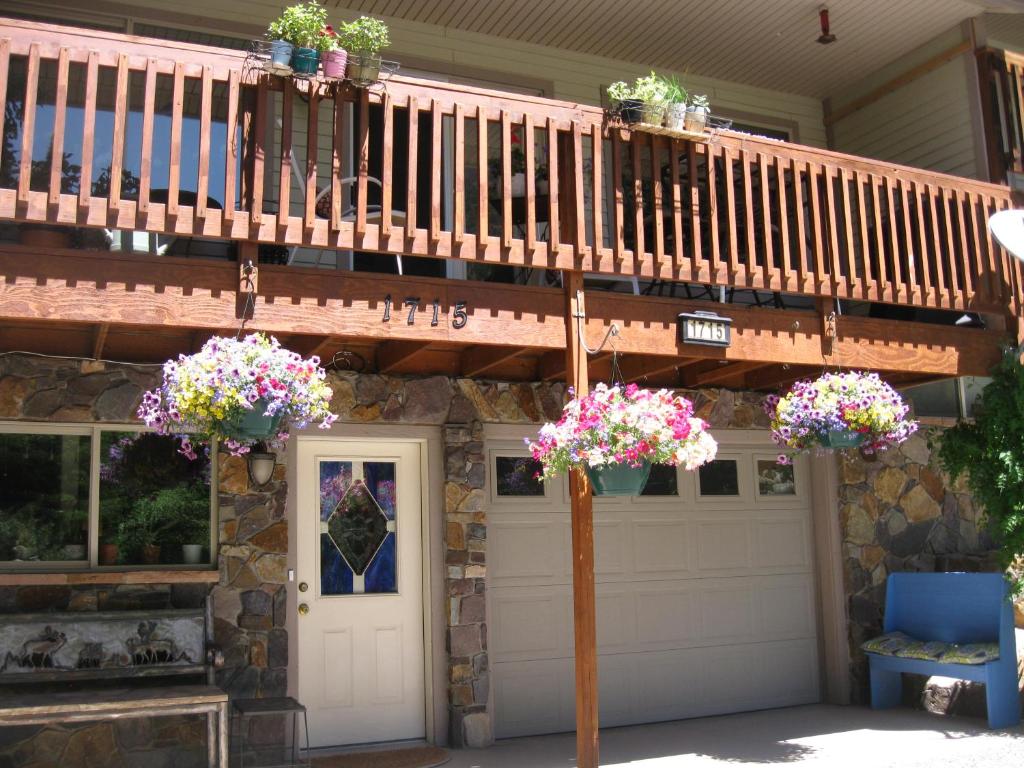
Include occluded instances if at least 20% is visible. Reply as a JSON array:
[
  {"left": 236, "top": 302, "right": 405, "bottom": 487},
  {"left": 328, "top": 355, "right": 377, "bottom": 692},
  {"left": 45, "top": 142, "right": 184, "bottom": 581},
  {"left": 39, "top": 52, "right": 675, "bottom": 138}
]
[{"left": 319, "top": 460, "right": 397, "bottom": 595}]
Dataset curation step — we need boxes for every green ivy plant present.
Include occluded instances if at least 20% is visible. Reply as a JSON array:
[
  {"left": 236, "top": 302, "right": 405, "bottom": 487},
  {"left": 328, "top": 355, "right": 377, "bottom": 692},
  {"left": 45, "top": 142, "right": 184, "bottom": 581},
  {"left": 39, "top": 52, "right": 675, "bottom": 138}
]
[
  {"left": 938, "top": 348, "right": 1024, "bottom": 594},
  {"left": 267, "top": 1, "right": 329, "bottom": 49}
]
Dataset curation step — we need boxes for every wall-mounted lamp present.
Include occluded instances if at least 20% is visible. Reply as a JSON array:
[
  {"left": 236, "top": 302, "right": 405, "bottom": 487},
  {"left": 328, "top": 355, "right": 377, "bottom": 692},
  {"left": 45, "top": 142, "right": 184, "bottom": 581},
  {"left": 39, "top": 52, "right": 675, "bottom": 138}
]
[{"left": 247, "top": 443, "right": 277, "bottom": 488}]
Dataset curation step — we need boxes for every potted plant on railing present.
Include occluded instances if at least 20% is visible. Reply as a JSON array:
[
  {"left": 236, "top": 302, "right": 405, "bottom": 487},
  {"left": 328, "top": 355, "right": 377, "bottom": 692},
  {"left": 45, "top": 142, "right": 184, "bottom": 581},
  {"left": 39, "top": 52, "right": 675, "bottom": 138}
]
[
  {"left": 267, "top": 1, "right": 329, "bottom": 77},
  {"left": 320, "top": 24, "right": 348, "bottom": 79},
  {"left": 634, "top": 72, "right": 669, "bottom": 127},
  {"left": 684, "top": 93, "right": 711, "bottom": 133},
  {"left": 528, "top": 382, "right": 718, "bottom": 496},
  {"left": 661, "top": 75, "right": 688, "bottom": 131},
  {"left": 764, "top": 371, "right": 918, "bottom": 464},
  {"left": 338, "top": 16, "right": 391, "bottom": 87},
  {"left": 607, "top": 80, "right": 642, "bottom": 124},
  {"left": 138, "top": 332, "right": 337, "bottom": 458}
]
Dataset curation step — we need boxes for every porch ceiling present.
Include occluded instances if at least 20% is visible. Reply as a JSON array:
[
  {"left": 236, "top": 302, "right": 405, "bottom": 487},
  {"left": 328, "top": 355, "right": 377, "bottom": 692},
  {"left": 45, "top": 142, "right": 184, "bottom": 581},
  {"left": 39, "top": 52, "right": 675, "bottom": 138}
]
[{"left": 339, "top": 0, "right": 1022, "bottom": 98}]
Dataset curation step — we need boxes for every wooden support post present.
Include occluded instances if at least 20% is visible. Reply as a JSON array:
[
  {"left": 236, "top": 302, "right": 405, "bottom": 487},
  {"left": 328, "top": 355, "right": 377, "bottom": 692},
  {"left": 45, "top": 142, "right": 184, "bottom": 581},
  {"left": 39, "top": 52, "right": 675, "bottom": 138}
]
[{"left": 563, "top": 271, "right": 599, "bottom": 768}]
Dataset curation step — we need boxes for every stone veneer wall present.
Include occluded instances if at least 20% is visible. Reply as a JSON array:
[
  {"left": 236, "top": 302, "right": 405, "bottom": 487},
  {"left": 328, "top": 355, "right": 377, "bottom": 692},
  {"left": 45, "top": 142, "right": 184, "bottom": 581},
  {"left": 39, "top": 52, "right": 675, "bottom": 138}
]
[
  {"left": 0, "top": 352, "right": 1003, "bottom": 755},
  {"left": 837, "top": 428, "right": 999, "bottom": 704}
]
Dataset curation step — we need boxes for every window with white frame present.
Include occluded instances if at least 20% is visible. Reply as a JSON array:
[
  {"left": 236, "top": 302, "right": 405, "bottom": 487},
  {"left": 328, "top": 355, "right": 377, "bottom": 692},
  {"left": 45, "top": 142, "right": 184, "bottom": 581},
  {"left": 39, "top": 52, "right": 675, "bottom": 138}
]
[{"left": 0, "top": 424, "right": 215, "bottom": 570}]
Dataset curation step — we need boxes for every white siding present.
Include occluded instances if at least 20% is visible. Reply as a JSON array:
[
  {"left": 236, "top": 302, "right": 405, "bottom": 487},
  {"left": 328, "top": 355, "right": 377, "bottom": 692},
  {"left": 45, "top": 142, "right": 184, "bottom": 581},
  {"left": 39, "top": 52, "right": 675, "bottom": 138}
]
[{"left": 828, "top": 25, "right": 984, "bottom": 179}]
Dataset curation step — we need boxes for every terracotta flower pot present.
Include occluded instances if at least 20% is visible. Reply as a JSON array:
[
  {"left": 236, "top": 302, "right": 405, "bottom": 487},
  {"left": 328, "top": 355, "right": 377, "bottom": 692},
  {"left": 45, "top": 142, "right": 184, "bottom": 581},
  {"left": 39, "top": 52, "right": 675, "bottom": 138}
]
[
  {"left": 99, "top": 543, "right": 119, "bottom": 565},
  {"left": 141, "top": 544, "right": 162, "bottom": 565}
]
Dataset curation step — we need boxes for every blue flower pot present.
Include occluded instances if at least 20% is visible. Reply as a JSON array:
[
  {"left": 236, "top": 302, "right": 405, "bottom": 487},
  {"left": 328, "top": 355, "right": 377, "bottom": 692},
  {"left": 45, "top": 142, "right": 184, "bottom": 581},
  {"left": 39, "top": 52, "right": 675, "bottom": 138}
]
[
  {"left": 821, "top": 429, "right": 866, "bottom": 449},
  {"left": 268, "top": 40, "right": 293, "bottom": 68},
  {"left": 290, "top": 47, "right": 320, "bottom": 76},
  {"left": 586, "top": 459, "right": 652, "bottom": 496},
  {"left": 226, "top": 398, "right": 284, "bottom": 441}
]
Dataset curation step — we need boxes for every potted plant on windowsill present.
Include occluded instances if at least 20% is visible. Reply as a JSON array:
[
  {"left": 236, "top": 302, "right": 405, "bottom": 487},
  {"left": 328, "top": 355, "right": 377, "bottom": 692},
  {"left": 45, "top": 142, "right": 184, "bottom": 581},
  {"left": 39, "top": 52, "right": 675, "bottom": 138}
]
[
  {"left": 528, "top": 382, "right": 718, "bottom": 496},
  {"left": 267, "top": 1, "right": 330, "bottom": 77},
  {"left": 338, "top": 16, "right": 390, "bottom": 87},
  {"left": 764, "top": 371, "right": 918, "bottom": 464},
  {"left": 138, "top": 332, "right": 337, "bottom": 458}
]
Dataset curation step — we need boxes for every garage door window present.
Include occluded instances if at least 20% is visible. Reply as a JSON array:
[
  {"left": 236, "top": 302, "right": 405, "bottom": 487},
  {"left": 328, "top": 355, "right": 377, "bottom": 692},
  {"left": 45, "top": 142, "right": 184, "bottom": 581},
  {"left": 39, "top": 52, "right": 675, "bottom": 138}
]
[
  {"left": 640, "top": 463, "right": 678, "bottom": 496},
  {"left": 698, "top": 459, "right": 739, "bottom": 496},
  {"left": 495, "top": 456, "right": 544, "bottom": 496},
  {"left": 756, "top": 460, "right": 796, "bottom": 496}
]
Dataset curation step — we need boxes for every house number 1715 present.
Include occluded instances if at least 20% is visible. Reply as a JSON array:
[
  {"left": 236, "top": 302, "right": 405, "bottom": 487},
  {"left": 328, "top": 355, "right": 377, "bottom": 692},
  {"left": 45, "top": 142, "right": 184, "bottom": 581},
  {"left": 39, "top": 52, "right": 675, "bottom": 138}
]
[{"left": 383, "top": 295, "right": 468, "bottom": 329}]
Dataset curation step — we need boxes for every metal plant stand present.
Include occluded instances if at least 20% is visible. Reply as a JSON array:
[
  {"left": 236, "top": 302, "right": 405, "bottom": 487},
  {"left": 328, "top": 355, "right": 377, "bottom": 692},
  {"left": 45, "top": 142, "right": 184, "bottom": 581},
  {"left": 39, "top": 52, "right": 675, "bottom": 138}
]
[{"left": 233, "top": 697, "right": 311, "bottom": 768}]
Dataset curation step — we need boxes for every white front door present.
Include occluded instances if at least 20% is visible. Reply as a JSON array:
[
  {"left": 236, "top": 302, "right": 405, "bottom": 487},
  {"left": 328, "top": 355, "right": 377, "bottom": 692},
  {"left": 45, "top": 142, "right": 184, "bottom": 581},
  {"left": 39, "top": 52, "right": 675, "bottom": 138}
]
[{"left": 296, "top": 438, "right": 425, "bottom": 748}]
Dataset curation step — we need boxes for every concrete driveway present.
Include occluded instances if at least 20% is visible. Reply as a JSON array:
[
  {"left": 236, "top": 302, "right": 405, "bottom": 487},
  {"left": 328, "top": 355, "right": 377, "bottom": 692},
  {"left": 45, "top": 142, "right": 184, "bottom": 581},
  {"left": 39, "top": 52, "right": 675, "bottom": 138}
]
[{"left": 443, "top": 705, "right": 1024, "bottom": 768}]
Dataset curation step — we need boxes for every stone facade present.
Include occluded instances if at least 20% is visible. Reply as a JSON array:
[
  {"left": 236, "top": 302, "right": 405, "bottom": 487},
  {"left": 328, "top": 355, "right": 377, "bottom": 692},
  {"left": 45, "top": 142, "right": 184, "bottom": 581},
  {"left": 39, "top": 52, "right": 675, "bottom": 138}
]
[
  {"left": 0, "top": 352, "right": 1006, "bottom": 757},
  {"left": 838, "top": 428, "right": 1000, "bottom": 703}
]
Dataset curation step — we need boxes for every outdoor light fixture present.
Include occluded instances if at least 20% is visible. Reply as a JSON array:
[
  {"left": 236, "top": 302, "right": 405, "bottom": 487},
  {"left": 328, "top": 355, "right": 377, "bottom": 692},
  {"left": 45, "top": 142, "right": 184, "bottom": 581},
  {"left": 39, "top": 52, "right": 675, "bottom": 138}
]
[
  {"left": 247, "top": 443, "right": 277, "bottom": 488},
  {"left": 817, "top": 6, "right": 837, "bottom": 45}
]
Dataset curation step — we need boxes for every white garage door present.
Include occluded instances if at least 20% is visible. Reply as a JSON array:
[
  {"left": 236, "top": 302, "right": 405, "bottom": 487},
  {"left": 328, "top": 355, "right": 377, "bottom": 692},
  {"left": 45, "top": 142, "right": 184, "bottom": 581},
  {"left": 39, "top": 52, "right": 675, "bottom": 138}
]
[{"left": 486, "top": 429, "right": 821, "bottom": 739}]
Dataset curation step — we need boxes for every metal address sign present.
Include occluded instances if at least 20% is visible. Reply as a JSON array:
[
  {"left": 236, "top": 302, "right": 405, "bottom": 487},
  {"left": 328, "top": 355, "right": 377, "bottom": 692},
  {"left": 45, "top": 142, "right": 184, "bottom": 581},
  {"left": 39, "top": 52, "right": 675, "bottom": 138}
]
[
  {"left": 677, "top": 310, "right": 732, "bottom": 347},
  {"left": 383, "top": 295, "right": 468, "bottom": 328}
]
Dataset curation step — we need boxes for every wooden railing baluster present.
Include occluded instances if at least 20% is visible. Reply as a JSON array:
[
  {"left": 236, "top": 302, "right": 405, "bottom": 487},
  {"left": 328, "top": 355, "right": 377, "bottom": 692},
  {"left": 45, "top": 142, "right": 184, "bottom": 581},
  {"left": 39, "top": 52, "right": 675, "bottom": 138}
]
[
  {"left": 165, "top": 61, "right": 183, "bottom": 218},
  {"left": 250, "top": 78, "right": 266, "bottom": 226},
  {"left": 196, "top": 66, "right": 213, "bottom": 220},
  {"left": 869, "top": 175, "right": 886, "bottom": 302},
  {"left": 591, "top": 125, "right": 604, "bottom": 261},
  {"left": 381, "top": 95, "right": 394, "bottom": 237},
  {"left": 724, "top": 146, "right": 740, "bottom": 282},
  {"left": 406, "top": 95, "right": 418, "bottom": 234},
  {"left": 476, "top": 106, "right": 487, "bottom": 243},
  {"left": 574, "top": 123, "right": 588, "bottom": 258},
  {"left": 741, "top": 148, "right": 757, "bottom": 286},
  {"left": 547, "top": 118, "right": 559, "bottom": 256},
  {"left": 523, "top": 113, "right": 535, "bottom": 251},
  {"left": 223, "top": 69, "right": 239, "bottom": 223},
  {"left": 855, "top": 171, "right": 872, "bottom": 301},
  {"left": 304, "top": 90, "right": 318, "bottom": 231},
  {"left": 17, "top": 43, "right": 39, "bottom": 204},
  {"left": 651, "top": 134, "right": 664, "bottom": 265},
  {"left": 790, "top": 159, "right": 809, "bottom": 293},
  {"left": 612, "top": 130, "right": 624, "bottom": 261},
  {"left": 775, "top": 156, "right": 791, "bottom": 292},
  {"left": 356, "top": 89, "right": 369, "bottom": 236},
  {"left": 955, "top": 189, "right": 973, "bottom": 301},
  {"left": 330, "top": 92, "right": 343, "bottom": 232},
  {"left": 632, "top": 133, "right": 644, "bottom": 262},
  {"left": 759, "top": 153, "right": 776, "bottom": 289},
  {"left": 839, "top": 167, "right": 857, "bottom": 298},
  {"left": 138, "top": 58, "right": 157, "bottom": 216},
  {"left": 689, "top": 141, "right": 705, "bottom": 282},
  {"left": 705, "top": 144, "right": 720, "bottom": 284},
  {"left": 278, "top": 83, "right": 293, "bottom": 226},
  {"left": 432, "top": 98, "right": 443, "bottom": 243},
  {"left": 669, "top": 138, "right": 683, "bottom": 278},
  {"left": 884, "top": 176, "right": 903, "bottom": 304},
  {"left": 47, "top": 47, "right": 69, "bottom": 209}
]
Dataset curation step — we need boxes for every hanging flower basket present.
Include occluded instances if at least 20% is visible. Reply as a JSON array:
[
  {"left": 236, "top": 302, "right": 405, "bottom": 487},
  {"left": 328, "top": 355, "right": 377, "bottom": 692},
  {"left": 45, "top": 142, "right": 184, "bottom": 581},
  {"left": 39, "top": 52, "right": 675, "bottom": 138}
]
[
  {"left": 528, "top": 383, "right": 718, "bottom": 496},
  {"left": 138, "top": 333, "right": 337, "bottom": 457},
  {"left": 764, "top": 371, "right": 917, "bottom": 464}
]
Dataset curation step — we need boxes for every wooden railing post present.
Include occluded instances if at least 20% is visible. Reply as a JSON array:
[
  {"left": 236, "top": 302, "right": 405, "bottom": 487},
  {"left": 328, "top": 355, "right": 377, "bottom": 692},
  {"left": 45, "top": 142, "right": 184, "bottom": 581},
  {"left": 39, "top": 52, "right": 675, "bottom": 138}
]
[{"left": 563, "top": 271, "right": 599, "bottom": 768}]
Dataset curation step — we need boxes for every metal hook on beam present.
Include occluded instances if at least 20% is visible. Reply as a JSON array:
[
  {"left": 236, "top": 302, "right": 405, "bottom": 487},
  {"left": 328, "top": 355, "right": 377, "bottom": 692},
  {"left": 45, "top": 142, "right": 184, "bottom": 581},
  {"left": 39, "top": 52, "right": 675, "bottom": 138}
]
[{"left": 573, "top": 290, "right": 620, "bottom": 356}]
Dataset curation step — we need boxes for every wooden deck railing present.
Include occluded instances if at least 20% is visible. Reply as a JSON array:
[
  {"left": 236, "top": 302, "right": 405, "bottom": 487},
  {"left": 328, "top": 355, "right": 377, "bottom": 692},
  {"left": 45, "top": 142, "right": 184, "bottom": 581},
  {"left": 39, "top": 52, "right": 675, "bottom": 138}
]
[{"left": 0, "top": 17, "right": 1018, "bottom": 318}]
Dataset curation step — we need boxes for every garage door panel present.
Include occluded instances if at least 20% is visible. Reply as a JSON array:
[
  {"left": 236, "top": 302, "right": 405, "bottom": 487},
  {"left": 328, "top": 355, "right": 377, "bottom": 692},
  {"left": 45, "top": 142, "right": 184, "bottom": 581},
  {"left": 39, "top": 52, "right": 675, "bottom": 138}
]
[
  {"left": 758, "top": 576, "right": 817, "bottom": 638},
  {"left": 699, "top": 584, "right": 756, "bottom": 642},
  {"left": 632, "top": 650, "right": 702, "bottom": 722},
  {"left": 632, "top": 520, "right": 690, "bottom": 574},
  {"left": 490, "top": 588, "right": 570, "bottom": 660},
  {"left": 635, "top": 586, "right": 698, "bottom": 646},
  {"left": 758, "top": 638, "right": 820, "bottom": 702},
  {"left": 695, "top": 520, "right": 752, "bottom": 572},
  {"left": 597, "top": 655, "right": 636, "bottom": 727},
  {"left": 596, "top": 590, "right": 635, "bottom": 649},
  {"left": 493, "top": 658, "right": 573, "bottom": 738},
  {"left": 753, "top": 518, "right": 810, "bottom": 569},
  {"left": 594, "top": 519, "right": 628, "bottom": 575},
  {"left": 489, "top": 520, "right": 565, "bottom": 583}
]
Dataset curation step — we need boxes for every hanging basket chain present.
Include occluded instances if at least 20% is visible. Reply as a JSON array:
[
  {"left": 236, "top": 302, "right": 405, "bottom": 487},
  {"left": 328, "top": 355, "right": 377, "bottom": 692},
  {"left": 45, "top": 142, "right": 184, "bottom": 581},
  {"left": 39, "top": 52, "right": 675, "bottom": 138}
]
[{"left": 236, "top": 260, "right": 258, "bottom": 340}]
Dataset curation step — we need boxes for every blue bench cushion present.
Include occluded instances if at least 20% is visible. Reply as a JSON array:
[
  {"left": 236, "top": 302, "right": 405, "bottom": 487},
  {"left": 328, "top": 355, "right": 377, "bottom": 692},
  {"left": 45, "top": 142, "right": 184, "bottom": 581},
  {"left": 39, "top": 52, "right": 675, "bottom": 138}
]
[{"left": 862, "top": 632, "right": 1000, "bottom": 665}]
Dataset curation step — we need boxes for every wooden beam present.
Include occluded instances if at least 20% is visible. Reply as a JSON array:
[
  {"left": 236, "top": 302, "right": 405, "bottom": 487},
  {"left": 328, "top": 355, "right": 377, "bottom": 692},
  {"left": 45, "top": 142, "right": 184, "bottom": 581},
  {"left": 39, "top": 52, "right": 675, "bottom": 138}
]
[
  {"left": 460, "top": 345, "right": 525, "bottom": 378},
  {"left": 0, "top": 250, "right": 1004, "bottom": 378},
  {"left": 619, "top": 355, "right": 692, "bottom": 383},
  {"left": 563, "top": 272, "right": 599, "bottom": 768},
  {"left": 308, "top": 335, "right": 338, "bottom": 362},
  {"left": 744, "top": 364, "right": 817, "bottom": 392},
  {"left": 376, "top": 341, "right": 432, "bottom": 374},
  {"left": 690, "top": 360, "right": 769, "bottom": 387},
  {"left": 537, "top": 351, "right": 566, "bottom": 381},
  {"left": 91, "top": 323, "right": 109, "bottom": 360}
]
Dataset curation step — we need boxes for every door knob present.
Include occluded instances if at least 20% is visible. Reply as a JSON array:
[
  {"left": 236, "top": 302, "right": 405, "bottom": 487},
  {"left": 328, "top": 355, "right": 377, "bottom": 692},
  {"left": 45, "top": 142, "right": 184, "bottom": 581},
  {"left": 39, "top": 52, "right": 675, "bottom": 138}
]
[
  {"left": 298, "top": 581, "right": 308, "bottom": 592},
  {"left": 298, "top": 603, "right": 310, "bottom": 616}
]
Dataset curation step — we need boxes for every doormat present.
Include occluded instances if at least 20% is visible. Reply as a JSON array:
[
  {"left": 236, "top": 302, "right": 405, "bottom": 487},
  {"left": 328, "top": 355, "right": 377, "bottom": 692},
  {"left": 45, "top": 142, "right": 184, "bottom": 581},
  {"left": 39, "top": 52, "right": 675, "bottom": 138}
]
[{"left": 312, "top": 746, "right": 449, "bottom": 768}]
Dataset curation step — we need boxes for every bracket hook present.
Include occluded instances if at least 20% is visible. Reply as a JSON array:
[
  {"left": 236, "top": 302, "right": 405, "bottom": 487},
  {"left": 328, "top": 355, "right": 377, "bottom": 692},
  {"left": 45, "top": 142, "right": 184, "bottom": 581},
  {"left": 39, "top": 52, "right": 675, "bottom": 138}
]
[{"left": 573, "top": 290, "right": 620, "bottom": 356}]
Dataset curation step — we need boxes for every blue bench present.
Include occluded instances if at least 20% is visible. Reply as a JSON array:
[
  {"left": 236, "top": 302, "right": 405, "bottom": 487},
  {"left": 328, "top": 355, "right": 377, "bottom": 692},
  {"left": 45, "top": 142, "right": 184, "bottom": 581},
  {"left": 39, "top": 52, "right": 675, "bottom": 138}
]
[{"left": 863, "top": 572, "right": 1020, "bottom": 729}]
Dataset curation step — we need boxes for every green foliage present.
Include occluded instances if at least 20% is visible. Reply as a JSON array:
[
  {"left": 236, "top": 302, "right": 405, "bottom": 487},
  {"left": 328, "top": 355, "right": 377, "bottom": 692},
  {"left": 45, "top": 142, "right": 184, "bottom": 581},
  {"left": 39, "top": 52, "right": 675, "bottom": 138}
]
[
  {"left": 116, "top": 483, "right": 210, "bottom": 558},
  {"left": 938, "top": 349, "right": 1024, "bottom": 594},
  {"left": 632, "top": 72, "right": 670, "bottom": 104},
  {"left": 659, "top": 74, "right": 688, "bottom": 105},
  {"left": 267, "top": 1, "right": 329, "bottom": 49},
  {"left": 606, "top": 81, "right": 633, "bottom": 103},
  {"left": 338, "top": 16, "right": 390, "bottom": 55},
  {"left": 690, "top": 94, "right": 710, "bottom": 111}
]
